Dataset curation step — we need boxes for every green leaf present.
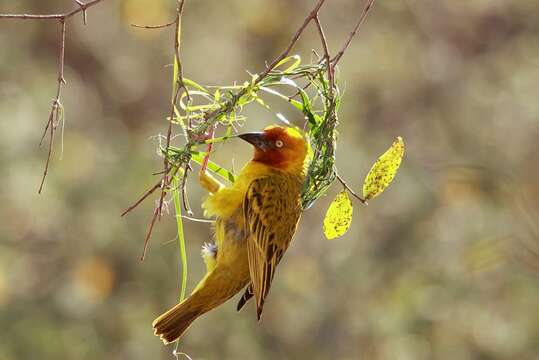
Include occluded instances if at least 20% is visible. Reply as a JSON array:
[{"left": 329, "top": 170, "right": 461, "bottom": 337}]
[
  {"left": 323, "top": 190, "right": 353, "bottom": 240},
  {"left": 260, "top": 84, "right": 320, "bottom": 126},
  {"left": 191, "top": 153, "right": 236, "bottom": 183},
  {"left": 172, "top": 174, "right": 188, "bottom": 301},
  {"left": 273, "top": 55, "right": 301, "bottom": 73},
  {"left": 172, "top": 105, "right": 188, "bottom": 136},
  {"left": 179, "top": 91, "right": 216, "bottom": 111},
  {"left": 183, "top": 78, "right": 210, "bottom": 93},
  {"left": 259, "top": 86, "right": 303, "bottom": 111},
  {"left": 255, "top": 97, "right": 270, "bottom": 109},
  {"left": 362, "top": 137, "right": 405, "bottom": 201},
  {"left": 172, "top": 58, "right": 179, "bottom": 99},
  {"left": 297, "top": 87, "right": 322, "bottom": 126}
]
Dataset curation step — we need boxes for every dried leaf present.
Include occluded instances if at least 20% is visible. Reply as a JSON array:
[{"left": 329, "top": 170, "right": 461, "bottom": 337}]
[
  {"left": 362, "top": 137, "right": 404, "bottom": 201},
  {"left": 323, "top": 190, "right": 353, "bottom": 240}
]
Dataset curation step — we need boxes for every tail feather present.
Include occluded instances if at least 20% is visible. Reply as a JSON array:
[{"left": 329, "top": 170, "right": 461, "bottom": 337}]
[
  {"left": 153, "top": 296, "right": 204, "bottom": 344},
  {"left": 236, "top": 284, "right": 254, "bottom": 311},
  {"left": 153, "top": 267, "right": 249, "bottom": 344}
]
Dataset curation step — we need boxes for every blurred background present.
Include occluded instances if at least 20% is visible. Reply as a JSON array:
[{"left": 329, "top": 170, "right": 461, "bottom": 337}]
[{"left": 1, "top": 0, "right": 539, "bottom": 359}]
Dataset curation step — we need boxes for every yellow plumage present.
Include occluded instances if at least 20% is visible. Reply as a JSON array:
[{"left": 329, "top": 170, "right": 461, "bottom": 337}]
[{"left": 153, "top": 126, "right": 308, "bottom": 344}]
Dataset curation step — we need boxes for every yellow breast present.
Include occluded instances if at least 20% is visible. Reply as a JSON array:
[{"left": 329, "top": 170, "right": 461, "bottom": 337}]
[{"left": 202, "top": 161, "right": 275, "bottom": 220}]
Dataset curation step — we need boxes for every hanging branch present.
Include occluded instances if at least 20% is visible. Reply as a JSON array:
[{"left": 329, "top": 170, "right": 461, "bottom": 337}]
[
  {"left": 122, "top": 0, "right": 377, "bottom": 258},
  {"left": 122, "top": 0, "right": 190, "bottom": 261},
  {"left": 0, "top": 0, "right": 107, "bottom": 193}
]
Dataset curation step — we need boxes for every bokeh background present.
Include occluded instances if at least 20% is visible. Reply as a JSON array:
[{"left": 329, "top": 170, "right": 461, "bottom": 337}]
[{"left": 1, "top": 0, "right": 539, "bottom": 359}]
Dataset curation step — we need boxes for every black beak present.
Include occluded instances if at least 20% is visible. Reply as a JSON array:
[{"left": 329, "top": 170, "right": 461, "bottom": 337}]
[{"left": 238, "top": 132, "right": 268, "bottom": 151}]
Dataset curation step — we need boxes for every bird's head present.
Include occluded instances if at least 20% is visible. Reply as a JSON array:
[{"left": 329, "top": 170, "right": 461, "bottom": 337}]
[{"left": 238, "top": 125, "right": 308, "bottom": 171}]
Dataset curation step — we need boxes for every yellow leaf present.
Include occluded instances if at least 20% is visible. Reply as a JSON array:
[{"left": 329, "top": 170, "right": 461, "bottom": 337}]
[
  {"left": 323, "top": 190, "right": 353, "bottom": 240},
  {"left": 362, "top": 137, "right": 405, "bottom": 200}
]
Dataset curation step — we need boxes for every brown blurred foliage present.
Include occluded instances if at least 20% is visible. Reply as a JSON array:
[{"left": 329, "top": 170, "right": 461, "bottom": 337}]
[{"left": 1, "top": 0, "right": 539, "bottom": 359}]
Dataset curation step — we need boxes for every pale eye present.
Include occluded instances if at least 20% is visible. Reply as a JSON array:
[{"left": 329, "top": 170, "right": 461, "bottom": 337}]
[{"left": 275, "top": 140, "right": 284, "bottom": 148}]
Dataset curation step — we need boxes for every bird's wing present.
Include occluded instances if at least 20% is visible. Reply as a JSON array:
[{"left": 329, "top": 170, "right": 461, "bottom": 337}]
[{"left": 243, "top": 175, "right": 301, "bottom": 319}]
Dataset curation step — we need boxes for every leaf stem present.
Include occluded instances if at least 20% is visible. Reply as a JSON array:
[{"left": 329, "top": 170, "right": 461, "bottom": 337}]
[{"left": 336, "top": 174, "right": 367, "bottom": 204}]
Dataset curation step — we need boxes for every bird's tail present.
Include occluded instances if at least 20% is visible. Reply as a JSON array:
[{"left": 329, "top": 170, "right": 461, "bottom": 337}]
[
  {"left": 152, "top": 269, "right": 218, "bottom": 344},
  {"left": 236, "top": 284, "right": 254, "bottom": 311},
  {"left": 152, "top": 292, "right": 205, "bottom": 344},
  {"left": 153, "top": 268, "right": 247, "bottom": 344}
]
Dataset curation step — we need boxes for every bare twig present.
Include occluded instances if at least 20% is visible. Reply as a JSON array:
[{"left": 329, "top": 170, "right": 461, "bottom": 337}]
[
  {"left": 158, "top": 0, "right": 188, "bottom": 220},
  {"left": 313, "top": 15, "right": 334, "bottom": 95},
  {"left": 190, "top": 0, "right": 332, "bottom": 136},
  {"left": 73, "top": 0, "right": 88, "bottom": 24},
  {"left": 336, "top": 174, "right": 367, "bottom": 204},
  {"left": 126, "top": 0, "right": 190, "bottom": 261},
  {"left": 0, "top": 0, "right": 104, "bottom": 20},
  {"left": 254, "top": 0, "right": 327, "bottom": 85},
  {"left": 332, "top": 0, "right": 375, "bottom": 65},
  {"left": 131, "top": 20, "right": 177, "bottom": 29},
  {"left": 38, "top": 19, "right": 67, "bottom": 194},
  {"left": 200, "top": 125, "right": 216, "bottom": 173},
  {"left": 121, "top": 180, "right": 163, "bottom": 217},
  {"left": 142, "top": 206, "right": 161, "bottom": 261},
  {"left": 1, "top": 0, "right": 107, "bottom": 193},
  {"left": 180, "top": 163, "right": 193, "bottom": 215}
]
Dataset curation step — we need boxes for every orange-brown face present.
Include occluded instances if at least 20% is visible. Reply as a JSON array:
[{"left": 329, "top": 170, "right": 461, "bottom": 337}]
[{"left": 238, "top": 126, "right": 308, "bottom": 170}]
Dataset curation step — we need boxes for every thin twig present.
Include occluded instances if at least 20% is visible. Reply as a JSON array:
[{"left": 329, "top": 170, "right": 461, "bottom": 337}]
[
  {"left": 0, "top": 0, "right": 105, "bottom": 20},
  {"left": 180, "top": 163, "right": 193, "bottom": 215},
  {"left": 200, "top": 125, "right": 216, "bottom": 173},
  {"left": 188, "top": 0, "right": 330, "bottom": 135},
  {"left": 131, "top": 20, "right": 176, "bottom": 29},
  {"left": 336, "top": 174, "right": 367, "bottom": 204},
  {"left": 137, "top": 0, "right": 189, "bottom": 261},
  {"left": 161, "top": 0, "right": 188, "bottom": 211},
  {"left": 141, "top": 206, "right": 161, "bottom": 261},
  {"left": 73, "top": 0, "right": 88, "bottom": 24},
  {"left": 38, "top": 106, "right": 55, "bottom": 194},
  {"left": 331, "top": 0, "right": 375, "bottom": 65},
  {"left": 254, "top": 0, "right": 328, "bottom": 85},
  {"left": 1, "top": 0, "right": 106, "bottom": 193},
  {"left": 152, "top": 169, "right": 168, "bottom": 176},
  {"left": 313, "top": 16, "right": 334, "bottom": 93},
  {"left": 121, "top": 180, "right": 163, "bottom": 217},
  {"left": 38, "top": 19, "right": 67, "bottom": 194},
  {"left": 181, "top": 215, "right": 214, "bottom": 223},
  {"left": 140, "top": 167, "right": 180, "bottom": 262}
]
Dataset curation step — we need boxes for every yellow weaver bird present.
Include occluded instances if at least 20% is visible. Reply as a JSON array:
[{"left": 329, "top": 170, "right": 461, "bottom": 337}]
[{"left": 153, "top": 125, "right": 308, "bottom": 344}]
